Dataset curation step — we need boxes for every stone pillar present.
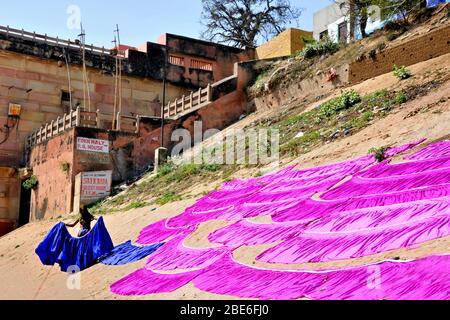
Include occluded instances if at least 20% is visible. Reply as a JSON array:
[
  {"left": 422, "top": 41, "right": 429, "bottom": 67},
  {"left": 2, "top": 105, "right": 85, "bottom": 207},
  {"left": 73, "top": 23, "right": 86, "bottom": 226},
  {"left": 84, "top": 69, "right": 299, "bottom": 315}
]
[
  {"left": 154, "top": 147, "right": 168, "bottom": 173},
  {"left": 73, "top": 173, "right": 82, "bottom": 215}
]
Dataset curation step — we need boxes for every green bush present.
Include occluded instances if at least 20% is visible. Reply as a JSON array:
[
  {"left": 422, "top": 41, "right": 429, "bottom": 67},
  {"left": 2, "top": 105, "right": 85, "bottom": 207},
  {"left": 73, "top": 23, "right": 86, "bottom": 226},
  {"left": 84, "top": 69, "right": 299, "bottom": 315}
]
[
  {"left": 348, "top": 111, "right": 374, "bottom": 129},
  {"left": 156, "top": 163, "right": 174, "bottom": 177},
  {"left": 318, "top": 90, "right": 362, "bottom": 118},
  {"left": 155, "top": 192, "right": 181, "bottom": 206},
  {"left": 61, "top": 161, "right": 70, "bottom": 173},
  {"left": 281, "top": 131, "right": 321, "bottom": 156},
  {"left": 393, "top": 65, "right": 412, "bottom": 80},
  {"left": 125, "top": 201, "right": 148, "bottom": 211},
  {"left": 23, "top": 175, "right": 38, "bottom": 190},
  {"left": 254, "top": 171, "right": 263, "bottom": 178},
  {"left": 369, "top": 146, "right": 389, "bottom": 163},
  {"left": 202, "top": 164, "right": 222, "bottom": 172},
  {"left": 300, "top": 38, "right": 340, "bottom": 59},
  {"left": 395, "top": 91, "right": 408, "bottom": 104}
]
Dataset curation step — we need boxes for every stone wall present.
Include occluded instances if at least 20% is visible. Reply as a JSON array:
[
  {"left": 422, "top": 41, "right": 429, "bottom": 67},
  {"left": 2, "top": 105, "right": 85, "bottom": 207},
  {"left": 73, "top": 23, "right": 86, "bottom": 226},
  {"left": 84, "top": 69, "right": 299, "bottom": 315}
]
[
  {"left": 256, "top": 28, "right": 313, "bottom": 59},
  {"left": 348, "top": 24, "right": 450, "bottom": 84},
  {"left": 157, "top": 33, "right": 255, "bottom": 88},
  {"left": 0, "top": 167, "right": 19, "bottom": 236},
  {"left": 0, "top": 50, "right": 188, "bottom": 170}
]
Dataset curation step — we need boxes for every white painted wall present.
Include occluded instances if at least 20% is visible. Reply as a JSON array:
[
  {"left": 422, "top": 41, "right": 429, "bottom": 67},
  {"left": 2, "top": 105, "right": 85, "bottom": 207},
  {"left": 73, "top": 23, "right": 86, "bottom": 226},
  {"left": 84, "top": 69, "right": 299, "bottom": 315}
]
[{"left": 328, "top": 16, "right": 350, "bottom": 43}]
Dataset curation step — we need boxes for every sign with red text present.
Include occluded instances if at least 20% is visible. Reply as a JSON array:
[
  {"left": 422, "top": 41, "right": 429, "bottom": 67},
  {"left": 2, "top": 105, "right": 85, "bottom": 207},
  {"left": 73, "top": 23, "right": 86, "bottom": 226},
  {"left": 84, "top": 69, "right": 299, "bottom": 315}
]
[
  {"left": 77, "top": 137, "right": 110, "bottom": 154},
  {"left": 80, "top": 170, "right": 112, "bottom": 202}
]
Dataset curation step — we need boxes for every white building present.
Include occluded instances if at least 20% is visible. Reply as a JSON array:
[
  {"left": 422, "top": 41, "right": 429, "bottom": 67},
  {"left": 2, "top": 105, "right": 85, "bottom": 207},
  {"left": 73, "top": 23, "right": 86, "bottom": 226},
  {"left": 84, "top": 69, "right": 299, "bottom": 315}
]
[
  {"left": 313, "top": 1, "right": 383, "bottom": 43},
  {"left": 313, "top": 0, "right": 449, "bottom": 43}
]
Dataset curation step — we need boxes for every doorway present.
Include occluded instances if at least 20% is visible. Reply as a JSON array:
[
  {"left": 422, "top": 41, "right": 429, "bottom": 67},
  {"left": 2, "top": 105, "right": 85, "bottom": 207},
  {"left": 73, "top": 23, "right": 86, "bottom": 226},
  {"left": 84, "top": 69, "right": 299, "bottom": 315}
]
[
  {"left": 338, "top": 22, "right": 348, "bottom": 43},
  {"left": 18, "top": 184, "right": 31, "bottom": 227}
]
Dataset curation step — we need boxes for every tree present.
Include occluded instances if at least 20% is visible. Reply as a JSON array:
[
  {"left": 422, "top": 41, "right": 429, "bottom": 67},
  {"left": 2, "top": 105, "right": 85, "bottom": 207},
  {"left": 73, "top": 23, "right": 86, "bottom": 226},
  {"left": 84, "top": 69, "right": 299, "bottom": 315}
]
[
  {"left": 371, "top": 0, "right": 428, "bottom": 23},
  {"left": 200, "top": 0, "right": 302, "bottom": 48},
  {"left": 337, "top": 0, "right": 373, "bottom": 40}
]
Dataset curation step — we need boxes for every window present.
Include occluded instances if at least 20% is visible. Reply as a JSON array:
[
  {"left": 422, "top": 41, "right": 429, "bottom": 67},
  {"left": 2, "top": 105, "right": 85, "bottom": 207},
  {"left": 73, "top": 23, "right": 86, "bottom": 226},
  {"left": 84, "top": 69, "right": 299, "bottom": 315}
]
[
  {"left": 338, "top": 22, "right": 348, "bottom": 43},
  {"left": 169, "top": 55, "right": 185, "bottom": 67},
  {"left": 190, "top": 59, "right": 213, "bottom": 72},
  {"left": 61, "top": 90, "right": 71, "bottom": 102},
  {"left": 320, "top": 30, "right": 329, "bottom": 40},
  {"left": 61, "top": 90, "right": 73, "bottom": 113}
]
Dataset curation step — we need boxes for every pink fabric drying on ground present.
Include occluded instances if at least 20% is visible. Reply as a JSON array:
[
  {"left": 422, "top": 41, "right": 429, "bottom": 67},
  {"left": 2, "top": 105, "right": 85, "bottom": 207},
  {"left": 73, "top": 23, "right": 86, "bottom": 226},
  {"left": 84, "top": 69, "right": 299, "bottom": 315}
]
[
  {"left": 405, "top": 140, "right": 450, "bottom": 160},
  {"left": 166, "top": 206, "right": 234, "bottom": 228},
  {"left": 358, "top": 156, "right": 450, "bottom": 178},
  {"left": 144, "top": 234, "right": 227, "bottom": 270},
  {"left": 111, "top": 268, "right": 202, "bottom": 296},
  {"left": 208, "top": 220, "right": 305, "bottom": 247},
  {"left": 192, "top": 254, "right": 450, "bottom": 300},
  {"left": 384, "top": 139, "right": 426, "bottom": 157},
  {"left": 111, "top": 253, "right": 450, "bottom": 299},
  {"left": 111, "top": 139, "right": 450, "bottom": 299},
  {"left": 136, "top": 219, "right": 195, "bottom": 245},
  {"left": 272, "top": 184, "right": 450, "bottom": 222},
  {"left": 321, "top": 168, "right": 450, "bottom": 200},
  {"left": 165, "top": 140, "right": 427, "bottom": 229},
  {"left": 306, "top": 199, "right": 450, "bottom": 232},
  {"left": 258, "top": 215, "right": 449, "bottom": 264}
]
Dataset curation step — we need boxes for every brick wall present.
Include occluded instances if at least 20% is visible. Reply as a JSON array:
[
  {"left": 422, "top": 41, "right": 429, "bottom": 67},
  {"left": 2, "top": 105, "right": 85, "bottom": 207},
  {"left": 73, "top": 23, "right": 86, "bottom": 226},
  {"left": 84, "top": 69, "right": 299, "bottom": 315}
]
[{"left": 348, "top": 24, "right": 450, "bottom": 84}]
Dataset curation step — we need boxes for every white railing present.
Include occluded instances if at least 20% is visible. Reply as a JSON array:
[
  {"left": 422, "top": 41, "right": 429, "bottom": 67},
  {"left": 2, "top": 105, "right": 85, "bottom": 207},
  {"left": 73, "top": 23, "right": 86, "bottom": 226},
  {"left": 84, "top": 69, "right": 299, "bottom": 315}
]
[
  {"left": 0, "top": 25, "right": 119, "bottom": 57},
  {"left": 26, "top": 107, "right": 140, "bottom": 149},
  {"left": 163, "top": 84, "right": 213, "bottom": 119}
]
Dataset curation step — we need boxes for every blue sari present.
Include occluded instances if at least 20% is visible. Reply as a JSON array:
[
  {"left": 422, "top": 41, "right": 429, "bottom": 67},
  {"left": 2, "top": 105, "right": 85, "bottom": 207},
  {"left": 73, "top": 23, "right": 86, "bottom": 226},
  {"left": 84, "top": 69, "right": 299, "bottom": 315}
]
[{"left": 35, "top": 217, "right": 114, "bottom": 272}]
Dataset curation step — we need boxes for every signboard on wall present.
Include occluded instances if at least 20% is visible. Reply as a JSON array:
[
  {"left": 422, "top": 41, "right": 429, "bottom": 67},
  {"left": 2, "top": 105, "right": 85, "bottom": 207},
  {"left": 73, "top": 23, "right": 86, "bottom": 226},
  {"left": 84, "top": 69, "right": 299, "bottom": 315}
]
[
  {"left": 77, "top": 137, "right": 110, "bottom": 154},
  {"left": 80, "top": 170, "right": 113, "bottom": 203}
]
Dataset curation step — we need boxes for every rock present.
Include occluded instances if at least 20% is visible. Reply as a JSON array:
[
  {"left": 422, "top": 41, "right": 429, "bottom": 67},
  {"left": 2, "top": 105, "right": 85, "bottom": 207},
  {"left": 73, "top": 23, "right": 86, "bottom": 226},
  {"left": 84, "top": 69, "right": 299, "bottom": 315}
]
[
  {"left": 295, "top": 132, "right": 305, "bottom": 139},
  {"left": 329, "top": 131, "right": 340, "bottom": 140}
]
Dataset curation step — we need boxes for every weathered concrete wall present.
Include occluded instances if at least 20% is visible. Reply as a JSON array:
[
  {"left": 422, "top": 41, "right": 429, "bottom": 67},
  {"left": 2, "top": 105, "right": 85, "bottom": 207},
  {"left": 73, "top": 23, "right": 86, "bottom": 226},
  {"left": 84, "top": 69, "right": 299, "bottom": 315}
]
[
  {"left": 29, "top": 129, "right": 75, "bottom": 221},
  {"left": 256, "top": 28, "right": 313, "bottom": 59},
  {"left": 348, "top": 24, "right": 450, "bottom": 84},
  {"left": 158, "top": 34, "right": 255, "bottom": 88},
  {"left": 27, "top": 122, "right": 174, "bottom": 220},
  {"left": 28, "top": 126, "right": 141, "bottom": 220},
  {"left": 0, "top": 167, "right": 19, "bottom": 236}
]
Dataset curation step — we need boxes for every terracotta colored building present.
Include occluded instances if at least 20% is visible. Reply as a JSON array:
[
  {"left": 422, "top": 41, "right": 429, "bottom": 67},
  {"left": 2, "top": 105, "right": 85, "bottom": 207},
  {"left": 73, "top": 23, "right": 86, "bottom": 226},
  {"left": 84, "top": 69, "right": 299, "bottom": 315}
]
[{"left": 0, "top": 25, "right": 255, "bottom": 236}]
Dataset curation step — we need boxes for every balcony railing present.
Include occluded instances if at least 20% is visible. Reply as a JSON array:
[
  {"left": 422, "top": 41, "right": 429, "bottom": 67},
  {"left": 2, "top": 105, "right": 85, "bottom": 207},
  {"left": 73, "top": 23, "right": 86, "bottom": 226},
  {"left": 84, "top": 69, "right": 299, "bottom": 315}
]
[
  {"left": 163, "top": 84, "right": 213, "bottom": 120},
  {"left": 26, "top": 107, "right": 139, "bottom": 149}
]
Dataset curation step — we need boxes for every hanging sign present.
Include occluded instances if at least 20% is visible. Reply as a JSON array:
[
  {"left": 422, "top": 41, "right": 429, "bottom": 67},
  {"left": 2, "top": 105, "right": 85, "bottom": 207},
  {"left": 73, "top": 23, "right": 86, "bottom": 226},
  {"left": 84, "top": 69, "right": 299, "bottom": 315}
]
[
  {"left": 80, "top": 170, "right": 113, "bottom": 201},
  {"left": 77, "top": 137, "right": 110, "bottom": 154}
]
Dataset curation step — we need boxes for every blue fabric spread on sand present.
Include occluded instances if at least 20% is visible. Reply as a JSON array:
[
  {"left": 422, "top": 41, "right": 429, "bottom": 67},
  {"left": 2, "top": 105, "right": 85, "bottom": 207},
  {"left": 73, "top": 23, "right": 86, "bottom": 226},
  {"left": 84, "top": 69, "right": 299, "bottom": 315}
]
[
  {"left": 35, "top": 217, "right": 114, "bottom": 272},
  {"left": 100, "top": 241, "right": 164, "bottom": 266}
]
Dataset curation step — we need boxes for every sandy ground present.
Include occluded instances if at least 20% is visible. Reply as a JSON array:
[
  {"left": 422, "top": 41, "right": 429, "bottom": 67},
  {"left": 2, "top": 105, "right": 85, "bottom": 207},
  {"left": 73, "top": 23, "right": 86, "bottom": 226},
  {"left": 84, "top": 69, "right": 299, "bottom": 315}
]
[{"left": 0, "top": 54, "right": 449, "bottom": 300}]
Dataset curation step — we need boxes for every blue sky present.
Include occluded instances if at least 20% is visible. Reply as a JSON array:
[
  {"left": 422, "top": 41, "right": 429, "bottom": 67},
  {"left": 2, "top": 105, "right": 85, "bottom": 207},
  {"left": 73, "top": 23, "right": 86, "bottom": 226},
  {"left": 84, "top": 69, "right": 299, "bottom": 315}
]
[{"left": 0, "top": 0, "right": 331, "bottom": 48}]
